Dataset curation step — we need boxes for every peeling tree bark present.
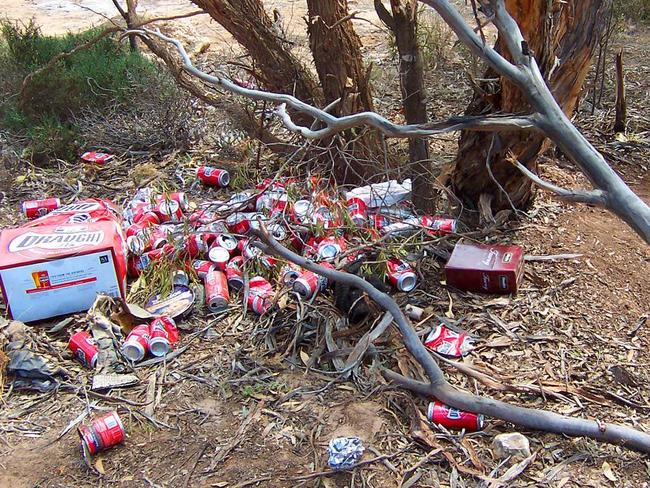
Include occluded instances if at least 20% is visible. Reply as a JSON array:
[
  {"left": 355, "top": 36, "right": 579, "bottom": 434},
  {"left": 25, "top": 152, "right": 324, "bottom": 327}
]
[
  {"left": 375, "top": 0, "right": 433, "bottom": 211},
  {"left": 451, "top": 0, "right": 613, "bottom": 211},
  {"left": 306, "top": 0, "right": 380, "bottom": 184},
  {"left": 190, "top": 0, "right": 321, "bottom": 104},
  {"left": 306, "top": 0, "right": 374, "bottom": 113}
]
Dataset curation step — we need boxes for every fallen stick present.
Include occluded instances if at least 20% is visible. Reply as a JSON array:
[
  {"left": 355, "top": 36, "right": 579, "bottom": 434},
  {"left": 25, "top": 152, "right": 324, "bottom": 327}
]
[{"left": 250, "top": 226, "right": 650, "bottom": 453}]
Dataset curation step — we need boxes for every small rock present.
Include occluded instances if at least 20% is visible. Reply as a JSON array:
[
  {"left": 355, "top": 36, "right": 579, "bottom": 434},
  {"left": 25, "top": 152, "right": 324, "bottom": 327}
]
[{"left": 492, "top": 432, "right": 531, "bottom": 461}]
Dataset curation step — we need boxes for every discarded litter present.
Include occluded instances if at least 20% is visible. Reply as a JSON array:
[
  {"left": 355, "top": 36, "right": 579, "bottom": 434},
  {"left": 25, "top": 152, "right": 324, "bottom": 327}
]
[
  {"left": 445, "top": 242, "right": 524, "bottom": 295},
  {"left": 78, "top": 411, "right": 125, "bottom": 455},
  {"left": 68, "top": 331, "right": 99, "bottom": 368},
  {"left": 21, "top": 197, "right": 61, "bottom": 219},
  {"left": 427, "top": 401, "right": 484, "bottom": 431},
  {"left": 0, "top": 199, "right": 127, "bottom": 322},
  {"left": 80, "top": 151, "right": 115, "bottom": 165},
  {"left": 424, "top": 324, "right": 474, "bottom": 358},
  {"left": 327, "top": 436, "right": 365, "bottom": 470}
]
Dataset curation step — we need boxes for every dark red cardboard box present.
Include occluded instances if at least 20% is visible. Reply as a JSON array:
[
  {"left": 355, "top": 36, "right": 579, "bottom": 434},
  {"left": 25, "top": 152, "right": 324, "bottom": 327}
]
[{"left": 444, "top": 242, "right": 524, "bottom": 295}]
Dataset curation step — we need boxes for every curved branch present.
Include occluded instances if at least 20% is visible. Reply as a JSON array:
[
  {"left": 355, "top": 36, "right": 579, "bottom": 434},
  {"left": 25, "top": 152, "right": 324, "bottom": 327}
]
[
  {"left": 510, "top": 159, "right": 608, "bottom": 206},
  {"left": 250, "top": 225, "right": 650, "bottom": 453},
  {"left": 126, "top": 28, "right": 540, "bottom": 140}
]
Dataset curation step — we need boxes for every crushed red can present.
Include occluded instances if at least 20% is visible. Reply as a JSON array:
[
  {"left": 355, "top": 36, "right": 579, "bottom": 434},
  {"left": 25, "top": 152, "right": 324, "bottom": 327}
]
[
  {"left": 225, "top": 257, "right": 244, "bottom": 289},
  {"left": 420, "top": 215, "right": 457, "bottom": 235},
  {"left": 80, "top": 151, "right": 114, "bottom": 165},
  {"left": 280, "top": 264, "right": 301, "bottom": 285},
  {"left": 192, "top": 259, "right": 216, "bottom": 279},
  {"left": 204, "top": 269, "right": 229, "bottom": 312},
  {"left": 386, "top": 258, "right": 417, "bottom": 292},
  {"left": 424, "top": 324, "right": 474, "bottom": 358},
  {"left": 427, "top": 401, "right": 484, "bottom": 431},
  {"left": 68, "top": 331, "right": 98, "bottom": 368},
  {"left": 78, "top": 411, "right": 125, "bottom": 455},
  {"left": 238, "top": 238, "right": 261, "bottom": 259},
  {"left": 247, "top": 276, "right": 274, "bottom": 314},
  {"left": 197, "top": 166, "right": 231, "bottom": 187},
  {"left": 22, "top": 198, "right": 61, "bottom": 220},
  {"left": 148, "top": 316, "right": 179, "bottom": 357},
  {"left": 121, "top": 324, "right": 150, "bottom": 362},
  {"left": 346, "top": 197, "right": 367, "bottom": 226}
]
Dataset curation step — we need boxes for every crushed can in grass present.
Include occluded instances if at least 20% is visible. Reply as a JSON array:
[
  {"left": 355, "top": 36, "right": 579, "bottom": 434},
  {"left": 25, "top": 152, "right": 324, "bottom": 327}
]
[
  {"left": 427, "top": 401, "right": 484, "bottom": 431},
  {"left": 68, "top": 331, "right": 98, "bottom": 368},
  {"left": 197, "top": 166, "right": 230, "bottom": 187},
  {"left": 327, "top": 437, "right": 364, "bottom": 470},
  {"left": 78, "top": 411, "right": 125, "bottom": 455},
  {"left": 424, "top": 324, "right": 474, "bottom": 358},
  {"left": 22, "top": 198, "right": 61, "bottom": 220}
]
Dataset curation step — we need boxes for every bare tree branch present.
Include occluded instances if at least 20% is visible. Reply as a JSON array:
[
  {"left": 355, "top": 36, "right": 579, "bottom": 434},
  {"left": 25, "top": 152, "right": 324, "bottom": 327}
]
[
  {"left": 509, "top": 158, "right": 608, "bottom": 206},
  {"left": 249, "top": 224, "right": 650, "bottom": 453}
]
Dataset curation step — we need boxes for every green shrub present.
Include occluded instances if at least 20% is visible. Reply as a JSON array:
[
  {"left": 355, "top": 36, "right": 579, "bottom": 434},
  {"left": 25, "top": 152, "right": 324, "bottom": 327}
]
[{"left": 0, "top": 20, "right": 192, "bottom": 161}]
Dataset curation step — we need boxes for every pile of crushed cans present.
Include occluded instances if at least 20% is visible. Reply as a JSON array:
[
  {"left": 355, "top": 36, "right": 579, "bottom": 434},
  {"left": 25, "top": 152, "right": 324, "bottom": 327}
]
[
  {"left": 121, "top": 167, "right": 458, "bottom": 320},
  {"left": 4, "top": 164, "right": 531, "bottom": 457}
]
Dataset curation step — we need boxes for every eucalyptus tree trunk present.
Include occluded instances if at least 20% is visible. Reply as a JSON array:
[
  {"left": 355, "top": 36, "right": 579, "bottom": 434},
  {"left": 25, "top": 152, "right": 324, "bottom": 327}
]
[{"left": 451, "top": 0, "right": 613, "bottom": 212}]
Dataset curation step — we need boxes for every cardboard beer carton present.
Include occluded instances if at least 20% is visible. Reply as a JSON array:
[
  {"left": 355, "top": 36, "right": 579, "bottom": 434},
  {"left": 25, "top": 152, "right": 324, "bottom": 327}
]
[
  {"left": 444, "top": 242, "right": 524, "bottom": 295},
  {"left": 0, "top": 220, "right": 127, "bottom": 322}
]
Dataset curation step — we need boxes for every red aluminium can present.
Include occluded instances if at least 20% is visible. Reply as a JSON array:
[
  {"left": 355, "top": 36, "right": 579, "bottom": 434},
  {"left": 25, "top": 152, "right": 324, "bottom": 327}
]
[
  {"left": 68, "top": 331, "right": 98, "bottom": 368},
  {"left": 420, "top": 215, "right": 457, "bottom": 235},
  {"left": 346, "top": 197, "right": 367, "bottom": 226},
  {"left": 121, "top": 324, "right": 151, "bottom": 362},
  {"left": 22, "top": 198, "right": 61, "bottom": 219},
  {"left": 78, "top": 411, "right": 125, "bottom": 455},
  {"left": 155, "top": 200, "right": 184, "bottom": 223},
  {"left": 204, "top": 269, "right": 229, "bottom": 312},
  {"left": 226, "top": 212, "right": 251, "bottom": 235},
  {"left": 148, "top": 316, "right": 179, "bottom": 357},
  {"left": 427, "top": 401, "right": 484, "bottom": 431},
  {"left": 197, "top": 166, "right": 230, "bottom": 187},
  {"left": 293, "top": 262, "right": 334, "bottom": 299},
  {"left": 386, "top": 258, "right": 417, "bottom": 292},
  {"left": 247, "top": 276, "right": 274, "bottom": 314},
  {"left": 208, "top": 245, "right": 231, "bottom": 271},
  {"left": 192, "top": 259, "right": 216, "bottom": 279}
]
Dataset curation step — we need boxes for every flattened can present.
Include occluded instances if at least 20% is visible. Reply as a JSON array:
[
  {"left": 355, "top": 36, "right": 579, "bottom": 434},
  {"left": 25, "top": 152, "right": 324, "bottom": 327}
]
[
  {"left": 238, "top": 238, "right": 261, "bottom": 259},
  {"left": 22, "top": 198, "right": 61, "bottom": 219},
  {"left": 121, "top": 324, "right": 151, "bottom": 362},
  {"left": 226, "top": 212, "right": 250, "bottom": 234},
  {"left": 196, "top": 166, "right": 230, "bottom": 187},
  {"left": 68, "top": 331, "right": 98, "bottom": 368},
  {"left": 427, "top": 401, "right": 484, "bottom": 431},
  {"left": 420, "top": 215, "right": 457, "bottom": 235},
  {"left": 157, "top": 192, "right": 190, "bottom": 212},
  {"left": 280, "top": 264, "right": 301, "bottom": 285},
  {"left": 78, "top": 411, "right": 125, "bottom": 455},
  {"left": 204, "top": 269, "right": 230, "bottom": 312}
]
